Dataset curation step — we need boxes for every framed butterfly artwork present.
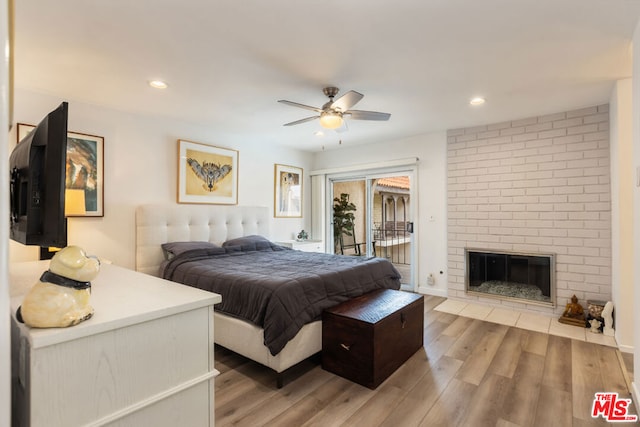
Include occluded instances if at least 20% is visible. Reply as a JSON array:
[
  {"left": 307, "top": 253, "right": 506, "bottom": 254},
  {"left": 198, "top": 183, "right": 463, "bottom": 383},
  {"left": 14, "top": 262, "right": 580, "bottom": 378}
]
[{"left": 177, "top": 139, "right": 238, "bottom": 205}]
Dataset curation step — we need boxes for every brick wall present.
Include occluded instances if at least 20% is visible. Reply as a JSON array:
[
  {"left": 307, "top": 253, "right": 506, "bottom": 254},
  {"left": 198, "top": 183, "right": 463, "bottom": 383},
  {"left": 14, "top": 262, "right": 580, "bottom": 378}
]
[{"left": 447, "top": 105, "right": 611, "bottom": 314}]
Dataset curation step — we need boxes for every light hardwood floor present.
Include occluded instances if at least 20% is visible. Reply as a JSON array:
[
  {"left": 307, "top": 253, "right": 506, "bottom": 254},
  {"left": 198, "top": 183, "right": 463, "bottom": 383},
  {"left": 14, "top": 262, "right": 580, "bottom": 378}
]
[{"left": 215, "top": 295, "right": 637, "bottom": 426}]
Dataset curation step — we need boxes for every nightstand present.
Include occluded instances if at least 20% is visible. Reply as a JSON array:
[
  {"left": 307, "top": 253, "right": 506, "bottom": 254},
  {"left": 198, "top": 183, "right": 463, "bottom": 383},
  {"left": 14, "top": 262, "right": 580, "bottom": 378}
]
[{"left": 277, "top": 239, "right": 324, "bottom": 253}]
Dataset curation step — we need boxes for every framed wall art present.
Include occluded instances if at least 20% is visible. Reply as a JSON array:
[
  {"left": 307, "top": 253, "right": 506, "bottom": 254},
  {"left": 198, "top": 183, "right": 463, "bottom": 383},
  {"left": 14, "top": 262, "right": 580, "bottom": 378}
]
[
  {"left": 178, "top": 139, "right": 238, "bottom": 204},
  {"left": 274, "top": 163, "right": 302, "bottom": 218},
  {"left": 17, "top": 123, "right": 104, "bottom": 217}
]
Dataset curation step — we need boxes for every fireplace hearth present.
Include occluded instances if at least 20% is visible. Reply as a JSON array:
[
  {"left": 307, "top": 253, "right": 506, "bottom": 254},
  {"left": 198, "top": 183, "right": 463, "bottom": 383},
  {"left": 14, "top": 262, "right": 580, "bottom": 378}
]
[{"left": 465, "top": 249, "right": 555, "bottom": 307}]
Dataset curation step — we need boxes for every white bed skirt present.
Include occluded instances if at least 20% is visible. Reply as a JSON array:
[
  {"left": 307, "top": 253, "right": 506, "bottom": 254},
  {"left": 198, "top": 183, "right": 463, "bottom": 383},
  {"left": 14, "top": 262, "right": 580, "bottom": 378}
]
[{"left": 214, "top": 313, "right": 322, "bottom": 373}]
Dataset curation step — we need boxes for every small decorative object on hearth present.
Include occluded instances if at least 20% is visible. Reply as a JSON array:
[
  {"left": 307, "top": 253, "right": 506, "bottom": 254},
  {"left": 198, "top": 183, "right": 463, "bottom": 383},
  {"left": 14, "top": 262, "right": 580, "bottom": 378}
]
[
  {"left": 296, "top": 230, "right": 309, "bottom": 241},
  {"left": 602, "top": 301, "right": 614, "bottom": 337},
  {"left": 586, "top": 300, "right": 606, "bottom": 333},
  {"left": 589, "top": 318, "right": 602, "bottom": 333},
  {"left": 559, "top": 294, "right": 587, "bottom": 327}
]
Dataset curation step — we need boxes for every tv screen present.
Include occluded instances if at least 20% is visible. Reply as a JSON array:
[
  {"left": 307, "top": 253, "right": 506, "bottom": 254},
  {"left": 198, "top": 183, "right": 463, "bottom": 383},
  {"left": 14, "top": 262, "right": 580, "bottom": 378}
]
[{"left": 9, "top": 102, "right": 68, "bottom": 248}]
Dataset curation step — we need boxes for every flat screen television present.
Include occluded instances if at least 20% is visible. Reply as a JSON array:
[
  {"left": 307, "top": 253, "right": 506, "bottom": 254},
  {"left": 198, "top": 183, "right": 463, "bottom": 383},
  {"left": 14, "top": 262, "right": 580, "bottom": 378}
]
[{"left": 9, "top": 102, "right": 68, "bottom": 248}]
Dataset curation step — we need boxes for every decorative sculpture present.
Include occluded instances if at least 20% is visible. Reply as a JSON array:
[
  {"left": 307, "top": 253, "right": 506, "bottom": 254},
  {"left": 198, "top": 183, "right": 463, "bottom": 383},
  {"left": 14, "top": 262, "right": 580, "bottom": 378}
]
[
  {"left": 602, "top": 301, "right": 614, "bottom": 337},
  {"left": 559, "top": 294, "right": 587, "bottom": 327},
  {"left": 17, "top": 246, "right": 100, "bottom": 328},
  {"left": 589, "top": 318, "right": 602, "bottom": 333}
]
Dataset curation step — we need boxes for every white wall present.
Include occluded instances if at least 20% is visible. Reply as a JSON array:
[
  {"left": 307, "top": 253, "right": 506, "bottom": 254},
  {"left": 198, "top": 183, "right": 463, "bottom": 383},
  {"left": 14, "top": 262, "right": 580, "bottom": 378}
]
[
  {"left": 9, "top": 89, "right": 315, "bottom": 269},
  {"left": 632, "top": 18, "right": 640, "bottom": 403},
  {"left": 1, "top": 0, "right": 11, "bottom": 423},
  {"left": 609, "top": 79, "right": 634, "bottom": 352},
  {"left": 312, "top": 133, "right": 448, "bottom": 296}
]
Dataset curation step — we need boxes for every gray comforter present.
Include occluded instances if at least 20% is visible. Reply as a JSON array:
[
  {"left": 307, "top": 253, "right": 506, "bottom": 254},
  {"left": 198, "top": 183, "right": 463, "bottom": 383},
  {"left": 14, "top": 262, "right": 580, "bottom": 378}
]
[{"left": 161, "top": 238, "right": 401, "bottom": 355}]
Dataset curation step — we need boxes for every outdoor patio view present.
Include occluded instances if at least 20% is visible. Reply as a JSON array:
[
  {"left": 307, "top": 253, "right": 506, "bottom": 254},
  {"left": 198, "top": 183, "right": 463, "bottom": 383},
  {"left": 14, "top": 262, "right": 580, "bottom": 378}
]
[{"left": 333, "top": 176, "right": 411, "bottom": 283}]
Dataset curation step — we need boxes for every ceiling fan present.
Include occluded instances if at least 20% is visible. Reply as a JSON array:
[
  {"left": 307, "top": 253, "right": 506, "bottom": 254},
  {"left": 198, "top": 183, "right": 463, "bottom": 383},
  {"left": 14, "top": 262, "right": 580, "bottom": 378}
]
[{"left": 278, "top": 87, "right": 391, "bottom": 130}]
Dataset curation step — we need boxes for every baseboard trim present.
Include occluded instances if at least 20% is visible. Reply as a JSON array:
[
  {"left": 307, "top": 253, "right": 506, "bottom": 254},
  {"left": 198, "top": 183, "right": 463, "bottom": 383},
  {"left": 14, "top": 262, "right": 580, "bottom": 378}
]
[
  {"left": 417, "top": 286, "right": 447, "bottom": 297},
  {"left": 618, "top": 343, "right": 635, "bottom": 354}
]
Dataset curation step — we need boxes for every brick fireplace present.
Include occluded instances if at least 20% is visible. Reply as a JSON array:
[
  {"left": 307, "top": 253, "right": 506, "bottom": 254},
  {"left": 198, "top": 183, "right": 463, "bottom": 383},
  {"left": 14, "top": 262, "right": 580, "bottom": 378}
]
[{"left": 447, "top": 105, "right": 611, "bottom": 315}]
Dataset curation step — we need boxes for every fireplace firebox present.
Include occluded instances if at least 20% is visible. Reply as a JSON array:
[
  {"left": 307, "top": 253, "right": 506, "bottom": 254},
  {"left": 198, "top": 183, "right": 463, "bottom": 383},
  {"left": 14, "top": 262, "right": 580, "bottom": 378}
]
[{"left": 465, "top": 248, "right": 555, "bottom": 307}]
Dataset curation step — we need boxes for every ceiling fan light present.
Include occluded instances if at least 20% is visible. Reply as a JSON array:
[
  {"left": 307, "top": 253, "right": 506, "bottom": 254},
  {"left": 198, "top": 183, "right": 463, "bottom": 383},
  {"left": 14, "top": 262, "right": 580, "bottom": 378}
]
[
  {"left": 319, "top": 112, "right": 343, "bottom": 129},
  {"left": 149, "top": 80, "right": 168, "bottom": 89}
]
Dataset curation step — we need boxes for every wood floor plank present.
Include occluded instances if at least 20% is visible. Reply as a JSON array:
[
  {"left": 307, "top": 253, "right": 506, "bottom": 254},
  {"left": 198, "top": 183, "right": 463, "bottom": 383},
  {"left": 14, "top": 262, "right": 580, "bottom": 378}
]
[
  {"left": 522, "top": 329, "right": 549, "bottom": 357},
  {"left": 455, "top": 323, "right": 508, "bottom": 385},
  {"left": 597, "top": 345, "right": 629, "bottom": 394},
  {"left": 444, "top": 319, "right": 487, "bottom": 361},
  {"left": 458, "top": 373, "right": 512, "bottom": 426},
  {"left": 533, "top": 385, "right": 573, "bottom": 427},
  {"left": 495, "top": 419, "right": 522, "bottom": 427},
  {"left": 572, "top": 339, "right": 604, "bottom": 388},
  {"left": 424, "top": 316, "right": 453, "bottom": 345},
  {"left": 215, "top": 364, "right": 273, "bottom": 411},
  {"left": 217, "top": 361, "right": 330, "bottom": 426},
  {"left": 419, "top": 377, "right": 477, "bottom": 426},
  {"left": 341, "top": 383, "right": 406, "bottom": 427},
  {"left": 379, "top": 355, "right": 463, "bottom": 427},
  {"left": 423, "top": 295, "right": 446, "bottom": 313},
  {"left": 301, "top": 379, "right": 375, "bottom": 427},
  {"left": 499, "top": 351, "right": 545, "bottom": 426},
  {"left": 382, "top": 348, "right": 431, "bottom": 392},
  {"left": 541, "top": 334, "right": 573, "bottom": 393},
  {"left": 424, "top": 332, "right": 458, "bottom": 364},
  {"left": 260, "top": 371, "right": 348, "bottom": 427},
  {"left": 572, "top": 340, "right": 606, "bottom": 423},
  {"left": 440, "top": 314, "right": 474, "bottom": 338},
  {"left": 487, "top": 327, "right": 526, "bottom": 379}
]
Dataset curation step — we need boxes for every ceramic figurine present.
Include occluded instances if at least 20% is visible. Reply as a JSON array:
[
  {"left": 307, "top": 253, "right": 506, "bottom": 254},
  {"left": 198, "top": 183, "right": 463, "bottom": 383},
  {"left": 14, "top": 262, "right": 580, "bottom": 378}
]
[
  {"left": 17, "top": 246, "right": 100, "bottom": 328},
  {"left": 589, "top": 318, "right": 602, "bottom": 333},
  {"left": 602, "top": 301, "right": 614, "bottom": 337}
]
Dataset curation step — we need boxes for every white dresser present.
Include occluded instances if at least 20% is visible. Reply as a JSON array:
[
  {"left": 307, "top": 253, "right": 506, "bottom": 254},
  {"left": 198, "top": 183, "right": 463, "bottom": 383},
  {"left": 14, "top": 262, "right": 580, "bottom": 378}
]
[
  {"left": 276, "top": 239, "right": 324, "bottom": 253},
  {"left": 10, "top": 261, "right": 221, "bottom": 427}
]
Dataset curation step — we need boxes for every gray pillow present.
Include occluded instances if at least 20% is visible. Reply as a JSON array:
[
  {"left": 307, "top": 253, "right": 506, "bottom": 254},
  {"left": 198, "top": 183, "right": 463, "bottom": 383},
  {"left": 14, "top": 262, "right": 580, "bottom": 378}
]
[
  {"left": 222, "top": 235, "right": 275, "bottom": 252},
  {"left": 161, "top": 241, "right": 221, "bottom": 260}
]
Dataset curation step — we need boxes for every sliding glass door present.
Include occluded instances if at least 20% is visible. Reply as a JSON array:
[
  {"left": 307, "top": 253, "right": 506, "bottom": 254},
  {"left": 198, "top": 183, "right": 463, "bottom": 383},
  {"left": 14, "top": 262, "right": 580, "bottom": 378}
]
[{"left": 329, "top": 171, "right": 415, "bottom": 290}]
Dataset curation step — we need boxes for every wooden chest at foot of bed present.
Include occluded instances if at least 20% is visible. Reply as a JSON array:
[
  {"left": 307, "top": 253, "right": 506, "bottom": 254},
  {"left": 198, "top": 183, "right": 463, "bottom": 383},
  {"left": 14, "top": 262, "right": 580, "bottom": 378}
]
[{"left": 322, "top": 289, "right": 424, "bottom": 389}]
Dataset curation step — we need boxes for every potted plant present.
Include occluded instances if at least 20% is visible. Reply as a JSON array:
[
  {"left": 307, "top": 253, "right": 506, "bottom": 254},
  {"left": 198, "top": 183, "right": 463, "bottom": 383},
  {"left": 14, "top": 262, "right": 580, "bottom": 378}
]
[{"left": 333, "top": 193, "right": 357, "bottom": 249}]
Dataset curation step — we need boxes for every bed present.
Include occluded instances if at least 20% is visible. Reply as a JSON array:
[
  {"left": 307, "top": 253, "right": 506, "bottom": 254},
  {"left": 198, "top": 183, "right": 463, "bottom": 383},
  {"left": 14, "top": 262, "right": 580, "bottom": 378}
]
[{"left": 135, "top": 204, "right": 401, "bottom": 384}]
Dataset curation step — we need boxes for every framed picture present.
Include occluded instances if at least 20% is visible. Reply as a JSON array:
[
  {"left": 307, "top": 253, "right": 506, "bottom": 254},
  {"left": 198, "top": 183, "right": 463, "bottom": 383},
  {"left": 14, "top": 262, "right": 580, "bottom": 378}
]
[
  {"left": 274, "top": 163, "right": 302, "bottom": 218},
  {"left": 178, "top": 139, "right": 238, "bottom": 204},
  {"left": 17, "top": 123, "right": 104, "bottom": 217}
]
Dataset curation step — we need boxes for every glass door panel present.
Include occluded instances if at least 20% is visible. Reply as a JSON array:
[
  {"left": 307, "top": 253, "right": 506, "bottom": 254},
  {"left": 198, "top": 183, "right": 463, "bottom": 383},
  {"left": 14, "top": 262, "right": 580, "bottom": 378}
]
[
  {"left": 330, "top": 173, "right": 414, "bottom": 288},
  {"left": 370, "top": 175, "right": 412, "bottom": 286},
  {"left": 332, "top": 180, "right": 369, "bottom": 256}
]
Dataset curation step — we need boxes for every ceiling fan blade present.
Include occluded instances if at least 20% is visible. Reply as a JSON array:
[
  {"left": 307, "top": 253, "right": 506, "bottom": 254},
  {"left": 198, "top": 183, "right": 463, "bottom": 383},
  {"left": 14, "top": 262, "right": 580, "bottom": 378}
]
[
  {"left": 278, "top": 100, "right": 322, "bottom": 113},
  {"left": 330, "top": 90, "right": 364, "bottom": 112},
  {"left": 283, "top": 116, "right": 319, "bottom": 126},
  {"left": 346, "top": 110, "right": 391, "bottom": 121}
]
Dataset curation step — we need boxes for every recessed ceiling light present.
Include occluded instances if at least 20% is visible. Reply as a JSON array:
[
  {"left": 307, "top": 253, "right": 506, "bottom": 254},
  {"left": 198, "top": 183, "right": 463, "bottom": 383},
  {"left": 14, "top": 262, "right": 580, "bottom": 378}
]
[
  {"left": 470, "top": 97, "right": 485, "bottom": 106},
  {"left": 314, "top": 131, "right": 324, "bottom": 137},
  {"left": 149, "top": 80, "right": 168, "bottom": 89}
]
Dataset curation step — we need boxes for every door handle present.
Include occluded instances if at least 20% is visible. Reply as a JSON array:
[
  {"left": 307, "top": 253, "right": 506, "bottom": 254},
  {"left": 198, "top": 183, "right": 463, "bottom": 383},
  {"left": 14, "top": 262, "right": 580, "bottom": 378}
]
[{"left": 406, "top": 222, "right": 414, "bottom": 233}]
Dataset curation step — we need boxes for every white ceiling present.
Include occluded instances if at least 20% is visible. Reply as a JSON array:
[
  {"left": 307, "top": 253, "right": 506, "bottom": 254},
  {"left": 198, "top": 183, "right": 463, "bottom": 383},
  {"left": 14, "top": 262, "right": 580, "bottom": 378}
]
[{"left": 13, "top": 0, "right": 640, "bottom": 152}]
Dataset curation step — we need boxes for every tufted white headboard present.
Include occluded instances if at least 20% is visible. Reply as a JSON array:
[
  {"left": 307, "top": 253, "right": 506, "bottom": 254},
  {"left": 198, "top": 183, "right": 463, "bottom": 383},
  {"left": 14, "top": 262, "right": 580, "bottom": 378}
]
[{"left": 135, "top": 204, "right": 270, "bottom": 276}]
